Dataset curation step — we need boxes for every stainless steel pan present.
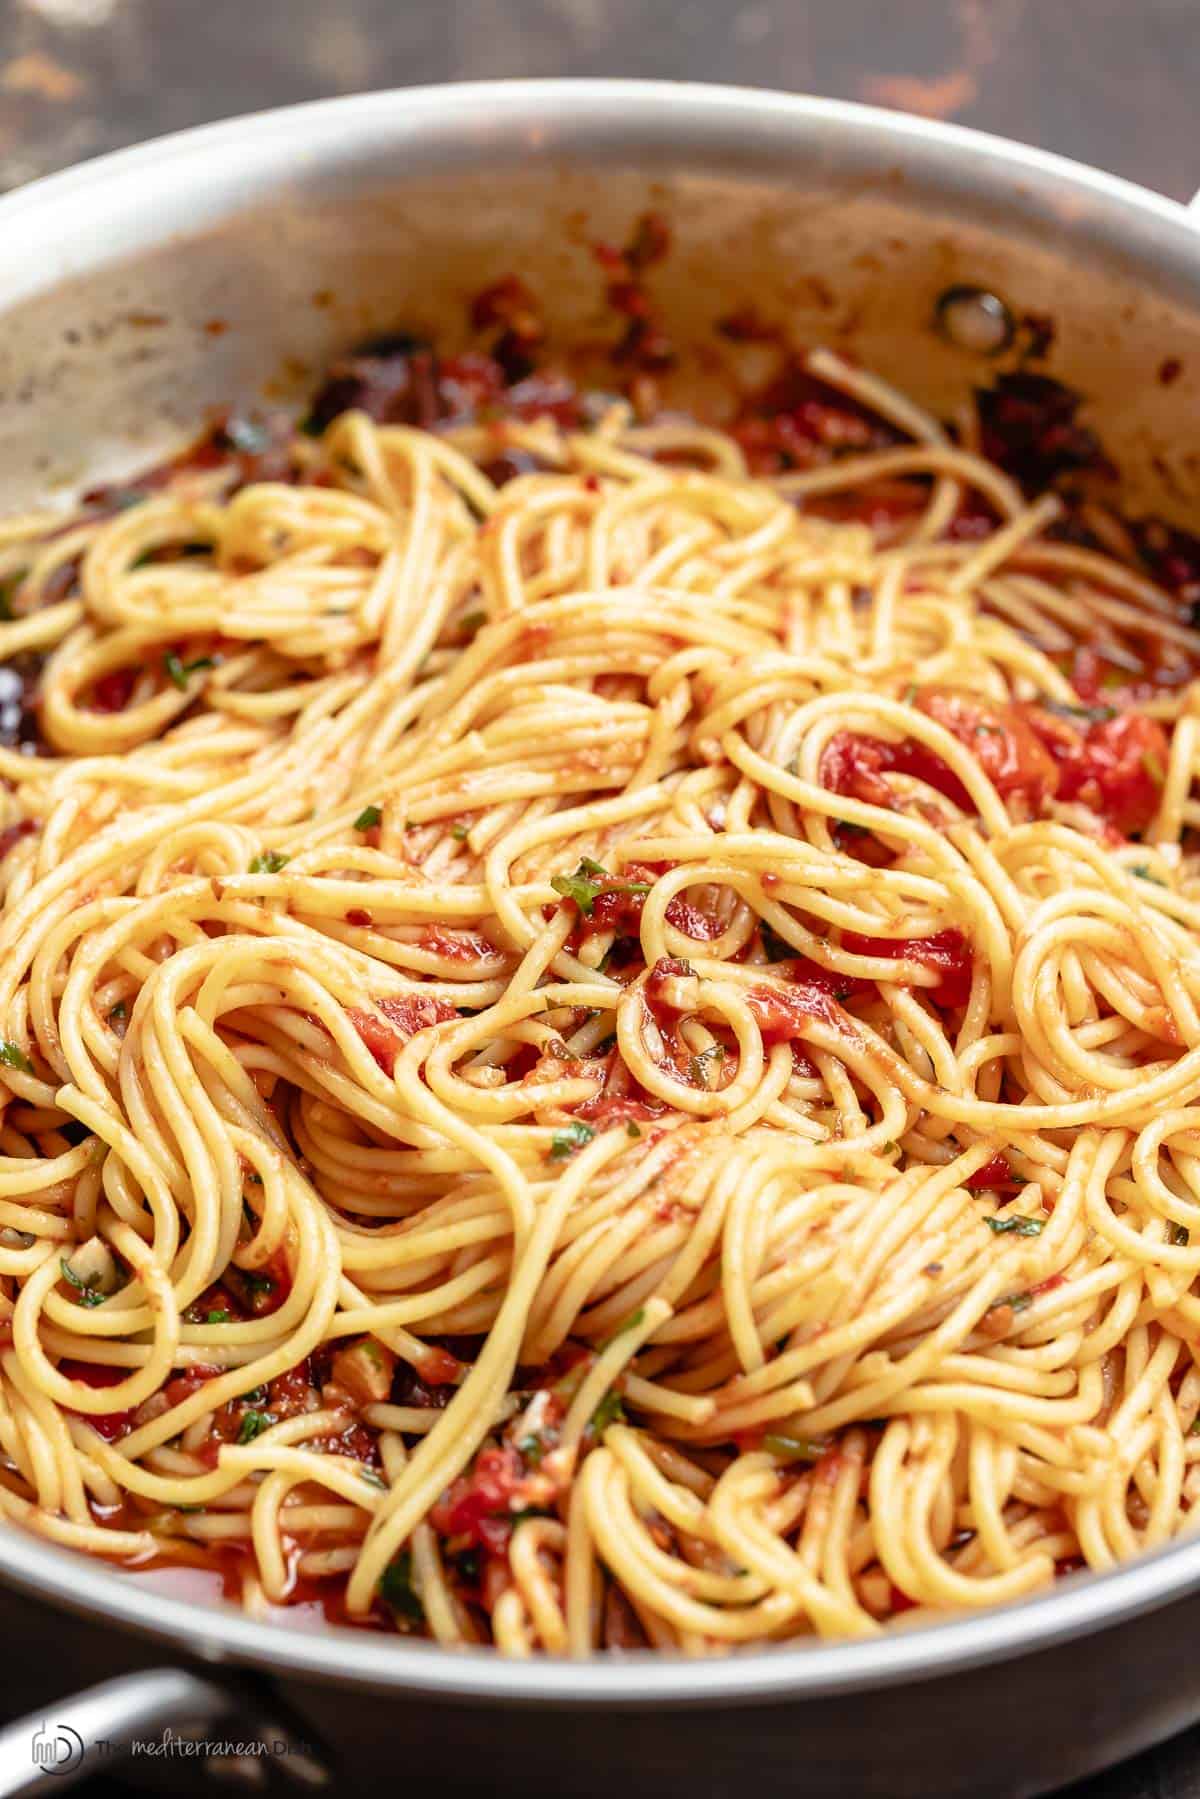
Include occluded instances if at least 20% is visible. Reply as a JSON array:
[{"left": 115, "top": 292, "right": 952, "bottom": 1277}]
[{"left": 2, "top": 79, "right": 1200, "bottom": 1799}]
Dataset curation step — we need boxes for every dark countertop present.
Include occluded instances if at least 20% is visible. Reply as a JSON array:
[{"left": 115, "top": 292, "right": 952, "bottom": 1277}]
[{"left": 1, "top": 2, "right": 1197, "bottom": 1795}]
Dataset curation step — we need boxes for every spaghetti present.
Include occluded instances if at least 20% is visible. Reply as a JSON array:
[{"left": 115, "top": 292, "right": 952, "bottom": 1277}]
[{"left": 1, "top": 322, "right": 1200, "bottom": 1655}]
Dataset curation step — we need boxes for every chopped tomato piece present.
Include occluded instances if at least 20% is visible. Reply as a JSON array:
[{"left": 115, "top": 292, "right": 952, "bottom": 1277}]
[
  {"left": 964, "top": 1153, "right": 1019, "bottom": 1192},
  {"left": 59, "top": 1359, "right": 138, "bottom": 1440},
  {"left": 820, "top": 730, "right": 972, "bottom": 812},
  {"left": 431, "top": 1445, "right": 528, "bottom": 1556},
  {"left": 1024, "top": 707, "right": 1168, "bottom": 837},
  {"left": 914, "top": 687, "right": 1058, "bottom": 811}
]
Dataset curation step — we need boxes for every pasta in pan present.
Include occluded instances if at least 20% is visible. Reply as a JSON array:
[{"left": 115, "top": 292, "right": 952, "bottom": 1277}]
[{"left": 2, "top": 277, "right": 1200, "bottom": 1653}]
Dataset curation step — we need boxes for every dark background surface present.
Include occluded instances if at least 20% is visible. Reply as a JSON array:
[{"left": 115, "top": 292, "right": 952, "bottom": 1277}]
[{"left": 2, "top": 0, "right": 1199, "bottom": 1794}]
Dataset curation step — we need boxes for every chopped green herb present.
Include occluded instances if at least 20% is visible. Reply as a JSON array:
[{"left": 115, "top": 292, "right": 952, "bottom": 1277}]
[
  {"left": 590, "top": 1391, "right": 626, "bottom": 1435},
  {"left": 991, "top": 1291, "right": 1033, "bottom": 1314},
  {"left": 379, "top": 1550, "right": 424, "bottom": 1624},
  {"left": 763, "top": 1433, "right": 827, "bottom": 1463},
  {"left": 1040, "top": 698, "right": 1116, "bottom": 724},
  {"left": 354, "top": 804, "right": 382, "bottom": 831},
  {"left": 1170, "top": 1223, "right": 1190, "bottom": 1247},
  {"left": 689, "top": 1043, "right": 725, "bottom": 1090},
  {"left": 236, "top": 1410, "right": 273, "bottom": 1444},
  {"left": 459, "top": 609, "right": 486, "bottom": 637},
  {"left": 625, "top": 1121, "right": 642, "bottom": 1139},
  {"left": 59, "top": 1258, "right": 105, "bottom": 1307},
  {"left": 880, "top": 1140, "right": 900, "bottom": 1155},
  {"left": 163, "top": 651, "right": 216, "bottom": 691},
  {"left": 109, "top": 1001, "right": 127, "bottom": 1022},
  {"left": 205, "top": 1309, "right": 232, "bottom": 1323},
  {"left": 248, "top": 851, "right": 290, "bottom": 874},
  {"left": 549, "top": 855, "right": 650, "bottom": 918},
  {"left": 550, "top": 1120, "right": 595, "bottom": 1160},
  {"left": 985, "top": 1214, "right": 1044, "bottom": 1237},
  {"left": 551, "top": 867, "right": 605, "bottom": 915},
  {"left": 0, "top": 1041, "right": 32, "bottom": 1074},
  {"left": 601, "top": 1307, "right": 645, "bottom": 1349},
  {"left": 517, "top": 1433, "right": 547, "bottom": 1467},
  {"left": 1130, "top": 864, "right": 1167, "bottom": 886},
  {"left": 240, "top": 1384, "right": 268, "bottom": 1406},
  {"left": 1190, "top": 1418, "right": 1200, "bottom": 1438},
  {"left": 450, "top": 824, "right": 469, "bottom": 841}
]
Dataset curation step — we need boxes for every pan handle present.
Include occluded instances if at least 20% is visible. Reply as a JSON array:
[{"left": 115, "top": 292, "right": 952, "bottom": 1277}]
[{"left": 0, "top": 1666, "right": 330, "bottom": 1794}]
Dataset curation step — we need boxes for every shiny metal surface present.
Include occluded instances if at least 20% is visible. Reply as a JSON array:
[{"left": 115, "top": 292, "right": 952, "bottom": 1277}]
[{"left": 2, "top": 79, "right": 1200, "bottom": 1770}]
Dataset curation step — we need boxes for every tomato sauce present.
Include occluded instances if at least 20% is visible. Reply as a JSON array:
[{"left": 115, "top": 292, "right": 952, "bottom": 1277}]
[
  {"left": 840, "top": 928, "right": 974, "bottom": 1009},
  {"left": 347, "top": 994, "right": 458, "bottom": 1076}
]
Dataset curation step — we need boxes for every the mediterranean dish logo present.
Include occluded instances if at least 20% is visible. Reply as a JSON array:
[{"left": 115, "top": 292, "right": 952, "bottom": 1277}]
[
  {"left": 28, "top": 1720, "right": 322, "bottom": 1779},
  {"left": 30, "top": 1722, "right": 84, "bottom": 1776}
]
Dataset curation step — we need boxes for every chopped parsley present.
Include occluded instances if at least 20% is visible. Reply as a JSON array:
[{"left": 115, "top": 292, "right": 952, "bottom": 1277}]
[
  {"left": 984, "top": 1215, "right": 1044, "bottom": 1237},
  {"left": 109, "top": 1000, "right": 127, "bottom": 1022},
  {"left": 450, "top": 824, "right": 469, "bottom": 842},
  {"left": 550, "top": 856, "right": 651, "bottom": 918},
  {"left": 59, "top": 1258, "right": 106, "bottom": 1307},
  {"left": 163, "top": 652, "right": 216, "bottom": 690},
  {"left": 1130, "top": 864, "right": 1167, "bottom": 886},
  {"left": 354, "top": 805, "right": 382, "bottom": 831},
  {"left": 459, "top": 610, "right": 486, "bottom": 638},
  {"left": 205, "top": 1308, "right": 232, "bottom": 1323},
  {"left": 1170, "top": 1223, "right": 1190, "bottom": 1247},
  {"left": 1190, "top": 1419, "right": 1200, "bottom": 1438},
  {"left": 236, "top": 1410, "right": 273, "bottom": 1444},
  {"left": 689, "top": 1043, "right": 725, "bottom": 1090},
  {"left": 625, "top": 1121, "right": 642, "bottom": 1139},
  {"left": 590, "top": 1391, "right": 626, "bottom": 1435},
  {"left": 248, "top": 851, "right": 289, "bottom": 874},
  {"left": 0, "top": 1041, "right": 32, "bottom": 1073},
  {"left": 1040, "top": 698, "right": 1116, "bottom": 724},
  {"left": 379, "top": 1550, "right": 424, "bottom": 1625},
  {"left": 549, "top": 1120, "right": 595, "bottom": 1160},
  {"left": 991, "top": 1291, "right": 1033, "bottom": 1314}
]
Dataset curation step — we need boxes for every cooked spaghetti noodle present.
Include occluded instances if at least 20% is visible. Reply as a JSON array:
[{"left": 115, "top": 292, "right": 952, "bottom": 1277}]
[{"left": 1, "top": 321, "right": 1200, "bottom": 1655}]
